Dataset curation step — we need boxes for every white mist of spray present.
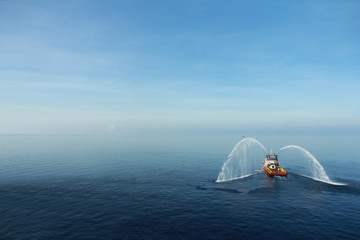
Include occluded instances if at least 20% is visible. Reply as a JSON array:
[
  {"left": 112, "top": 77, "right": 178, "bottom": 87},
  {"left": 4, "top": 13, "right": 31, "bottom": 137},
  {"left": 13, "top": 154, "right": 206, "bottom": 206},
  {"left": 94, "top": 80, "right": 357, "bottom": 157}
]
[
  {"left": 277, "top": 145, "right": 345, "bottom": 185},
  {"left": 216, "top": 137, "right": 268, "bottom": 182}
]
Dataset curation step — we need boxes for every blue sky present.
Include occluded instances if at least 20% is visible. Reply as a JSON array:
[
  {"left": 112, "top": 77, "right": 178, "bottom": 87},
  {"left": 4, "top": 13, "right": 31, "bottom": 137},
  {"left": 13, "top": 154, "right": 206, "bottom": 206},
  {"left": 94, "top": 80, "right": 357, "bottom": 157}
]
[{"left": 0, "top": 0, "right": 359, "bottom": 134}]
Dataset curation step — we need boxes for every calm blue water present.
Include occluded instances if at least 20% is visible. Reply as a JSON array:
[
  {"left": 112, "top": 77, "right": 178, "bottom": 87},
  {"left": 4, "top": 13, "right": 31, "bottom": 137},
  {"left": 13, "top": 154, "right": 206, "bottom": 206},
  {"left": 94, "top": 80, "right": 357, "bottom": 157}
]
[{"left": 0, "top": 134, "right": 359, "bottom": 239}]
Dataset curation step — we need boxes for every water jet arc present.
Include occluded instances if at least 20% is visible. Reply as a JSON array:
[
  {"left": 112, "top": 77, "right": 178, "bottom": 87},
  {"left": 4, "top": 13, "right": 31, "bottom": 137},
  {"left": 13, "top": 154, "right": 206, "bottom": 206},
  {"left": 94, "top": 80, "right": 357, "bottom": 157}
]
[
  {"left": 216, "top": 137, "right": 268, "bottom": 182},
  {"left": 278, "top": 145, "right": 344, "bottom": 185}
]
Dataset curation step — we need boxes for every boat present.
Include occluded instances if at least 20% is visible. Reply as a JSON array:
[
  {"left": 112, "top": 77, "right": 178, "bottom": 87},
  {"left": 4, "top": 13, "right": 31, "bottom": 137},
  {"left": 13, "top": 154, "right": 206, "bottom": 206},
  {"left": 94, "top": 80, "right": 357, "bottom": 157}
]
[{"left": 263, "top": 152, "right": 287, "bottom": 176}]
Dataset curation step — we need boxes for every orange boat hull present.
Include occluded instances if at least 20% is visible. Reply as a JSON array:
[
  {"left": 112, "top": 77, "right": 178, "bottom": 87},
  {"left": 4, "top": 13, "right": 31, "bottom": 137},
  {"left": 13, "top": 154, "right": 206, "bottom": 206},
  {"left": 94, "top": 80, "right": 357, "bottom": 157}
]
[{"left": 264, "top": 166, "right": 288, "bottom": 176}]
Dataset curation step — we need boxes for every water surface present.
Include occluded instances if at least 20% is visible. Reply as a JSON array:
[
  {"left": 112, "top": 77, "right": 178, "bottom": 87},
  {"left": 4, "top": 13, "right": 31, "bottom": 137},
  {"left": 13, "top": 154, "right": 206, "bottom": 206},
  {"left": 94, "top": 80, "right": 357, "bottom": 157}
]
[{"left": 0, "top": 134, "right": 359, "bottom": 239}]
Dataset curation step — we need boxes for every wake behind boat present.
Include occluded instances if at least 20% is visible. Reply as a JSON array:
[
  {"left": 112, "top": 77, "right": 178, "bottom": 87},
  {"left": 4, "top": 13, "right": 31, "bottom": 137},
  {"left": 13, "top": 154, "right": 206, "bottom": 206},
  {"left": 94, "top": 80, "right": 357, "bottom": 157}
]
[{"left": 263, "top": 152, "right": 287, "bottom": 176}]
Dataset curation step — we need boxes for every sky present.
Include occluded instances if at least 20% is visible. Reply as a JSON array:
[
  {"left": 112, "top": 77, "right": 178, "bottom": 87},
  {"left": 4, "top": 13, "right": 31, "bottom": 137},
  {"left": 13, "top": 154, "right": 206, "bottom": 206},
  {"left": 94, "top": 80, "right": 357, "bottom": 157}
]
[{"left": 0, "top": 0, "right": 359, "bottom": 135}]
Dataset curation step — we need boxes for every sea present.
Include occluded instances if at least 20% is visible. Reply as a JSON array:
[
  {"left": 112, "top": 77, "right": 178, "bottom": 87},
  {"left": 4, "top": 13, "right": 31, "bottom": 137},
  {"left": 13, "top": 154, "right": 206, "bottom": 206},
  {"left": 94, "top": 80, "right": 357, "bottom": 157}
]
[{"left": 0, "top": 133, "right": 359, "bottom": 240}]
